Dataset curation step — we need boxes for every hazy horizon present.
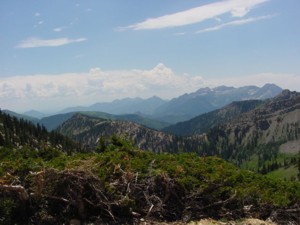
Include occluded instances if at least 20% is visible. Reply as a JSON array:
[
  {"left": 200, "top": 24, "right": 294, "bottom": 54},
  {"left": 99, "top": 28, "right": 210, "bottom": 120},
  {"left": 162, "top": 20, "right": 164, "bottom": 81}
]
[{"left": 1, "top": 82, "right": 286, "bottom": 114}]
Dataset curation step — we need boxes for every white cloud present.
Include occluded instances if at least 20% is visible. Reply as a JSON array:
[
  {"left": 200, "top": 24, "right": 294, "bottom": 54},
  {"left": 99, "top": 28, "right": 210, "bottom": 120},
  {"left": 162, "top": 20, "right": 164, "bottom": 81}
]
[
  {"left": 34, "top": 12, "right": 41, "bottom": 17},
  {"left": 121, "top": 0, "right": 269, "bottom": 30},
  {"left": 215, "top": 17, "right": 222, "bottom": 22},
  {"left": 174, "top": 32, "right": 186, "bottom": 36},
  {"left": 196, "top": 15, "right": 273, "bottom": 33},
  {"left": 15, "top": 37, "right": 87, "bottom": 48},
  {"left": 0, "top": 64, "right": 205, "bottom": 111},
  {"left": 53, "top": 27, "right": 66, "bottom": 32},
  {"left": 1, "top": 64, "right": 298, "bottom": 112},
  {"left": 38, "top": 20, "right": 44, "bottom": 25}
]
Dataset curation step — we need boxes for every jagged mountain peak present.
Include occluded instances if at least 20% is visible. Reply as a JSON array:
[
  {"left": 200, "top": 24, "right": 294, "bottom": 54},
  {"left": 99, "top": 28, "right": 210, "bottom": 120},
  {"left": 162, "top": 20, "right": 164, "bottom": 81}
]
[
  {"left": 195, "top": 87, "right": 212, "bottom": 94},
  {"left": 273, "top": 89, "right": 299, "bottom": 100},
  {"left": 261, "top": 89, "right": 300, "bottom": 113},
  {"left": 153, "top": 84, "right": 283, "bottom": 123},
  {"left": 111, "top": 97, "right": 143, "bottom": 104},
  {"left": 261, "top": 83, "right": 282, "bottom": 89},
  {"left": 212, "top": 85, "right": 235, "bottom": 92}
]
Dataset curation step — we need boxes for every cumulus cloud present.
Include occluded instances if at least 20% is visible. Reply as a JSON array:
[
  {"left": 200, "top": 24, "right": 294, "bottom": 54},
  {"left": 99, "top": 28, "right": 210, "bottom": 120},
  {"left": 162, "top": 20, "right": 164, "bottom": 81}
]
[
  {"left": 1, "top": 64, "right": 298, "bottom": 112},
  {"left": 196, "top": 15, "right": 273, "bottom": 33},
  {"left": 0, "top": 64, "right": 205, "bottom": 111},
  {"left": 121, "top": 0, "right": 269, "bottom": 30},
  {"left": 15, "top": 37, "right": 87, "bottom": 48}
]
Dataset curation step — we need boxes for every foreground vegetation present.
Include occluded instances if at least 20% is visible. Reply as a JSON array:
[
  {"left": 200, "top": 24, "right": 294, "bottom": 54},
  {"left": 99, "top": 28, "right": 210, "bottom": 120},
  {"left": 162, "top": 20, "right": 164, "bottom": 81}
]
[{"left": 1, "top": 136, "right": 300, "bottom": 224}]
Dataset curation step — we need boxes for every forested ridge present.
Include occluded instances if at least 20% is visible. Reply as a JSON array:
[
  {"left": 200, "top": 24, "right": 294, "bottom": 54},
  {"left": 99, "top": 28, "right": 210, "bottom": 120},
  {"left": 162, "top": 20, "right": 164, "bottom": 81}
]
[{"left": 0, "top": 110, "right": 82, "bottom": 155}]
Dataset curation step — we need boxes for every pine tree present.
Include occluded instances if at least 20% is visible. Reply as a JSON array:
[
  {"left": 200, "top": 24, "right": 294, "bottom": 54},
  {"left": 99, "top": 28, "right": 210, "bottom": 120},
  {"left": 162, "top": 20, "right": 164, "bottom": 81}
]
[{"left": 298, "top": 151, "right": 300, "bottom": 179}]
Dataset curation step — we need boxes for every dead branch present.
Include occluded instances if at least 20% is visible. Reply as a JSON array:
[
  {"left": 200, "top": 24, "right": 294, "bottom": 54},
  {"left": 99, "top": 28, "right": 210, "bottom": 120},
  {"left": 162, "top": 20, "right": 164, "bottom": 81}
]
[
  {"left": 197, "top": 190, "right": 237, "bottom": 211},
  {"left": 147, "top": 204, "right": 154, "bottom": 217},
  {"left": 29, "top": 170, "right": 45, "bottom": 196},
  {"left": 43, "top": 194, "right": 70, "bottom": 203},
  {"left": 1, "top": 184, "right": 29, "bottom": 201}
]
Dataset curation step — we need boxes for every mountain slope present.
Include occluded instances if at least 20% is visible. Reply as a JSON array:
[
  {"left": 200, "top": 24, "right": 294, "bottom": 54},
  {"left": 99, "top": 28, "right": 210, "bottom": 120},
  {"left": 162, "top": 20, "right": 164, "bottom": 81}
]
[
  {"left": 40, "top": 111, "right": 170, "bottom": 131},
  {"left": 201, "top": 90, "right": 300, "bottom": 165},
  {"left": 23, "top": 110, "right": 47, "bottom": 119},
  {"left": 2, "top": 109, "right": 39, "bottom": 124},
  {"left": 56, "top": 113, "right": 203, "bottom": 153},
  {"left": 0, "top": 110, "right": 82, "bottom": 154},
  {"left": 163, "top": 100, "right": 263, "bottom": 136},
  {"left": 40, "top": 112, "right": 77, "bottom": 131},
  {"left": 60, "top": 96, "right": 167, "bottom": 115},
  {"left": 153, "top": 84, "right": 282, "bottom": 123},
  {"left": 161, "top": 90, "right": 300, "bottom": 178},
  {"left": 114, "top": 113, "right": 170, "bottom": 130}
]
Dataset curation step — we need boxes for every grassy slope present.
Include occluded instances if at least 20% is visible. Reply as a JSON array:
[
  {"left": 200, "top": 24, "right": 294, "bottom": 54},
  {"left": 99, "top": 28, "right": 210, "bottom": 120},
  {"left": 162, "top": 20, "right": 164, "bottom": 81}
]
[
  {"left": 240, "top": 152, "right": 300, "bottom": 181},
  {"left": 267, "top": 166, "right": 299, "bottom": 181}
]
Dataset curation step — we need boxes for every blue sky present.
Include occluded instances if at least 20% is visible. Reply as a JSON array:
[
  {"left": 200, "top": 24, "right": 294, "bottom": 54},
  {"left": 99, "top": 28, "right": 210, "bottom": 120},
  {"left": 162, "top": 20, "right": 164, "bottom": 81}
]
[{"left": 0, "top": 0, "right": 300, "bottom": 112}]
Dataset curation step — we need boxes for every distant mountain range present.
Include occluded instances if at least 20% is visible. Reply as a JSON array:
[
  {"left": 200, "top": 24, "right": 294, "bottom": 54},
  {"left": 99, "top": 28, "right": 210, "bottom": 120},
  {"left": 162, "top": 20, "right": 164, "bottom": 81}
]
[
  {"left": 152, "top": 83, "right": 282, "bottom": 123},
  {"left": 59, "top": 96, "right": 167, "bottom": 115},
  {"left": 23, "top": 110, "right": 47, "bottom": 119},
  {"left": 58, "top": 83, "right": 283, "bottom": 124},
  {"left": 3, "top": 83, "right": 283, "bottom": 131}
]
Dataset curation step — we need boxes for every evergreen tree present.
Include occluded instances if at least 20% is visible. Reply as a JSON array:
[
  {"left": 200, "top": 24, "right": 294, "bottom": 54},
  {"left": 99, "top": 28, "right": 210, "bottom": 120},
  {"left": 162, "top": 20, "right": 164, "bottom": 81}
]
[{"left": 298, "top": 151, "right": 300, "bottom": 180}]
